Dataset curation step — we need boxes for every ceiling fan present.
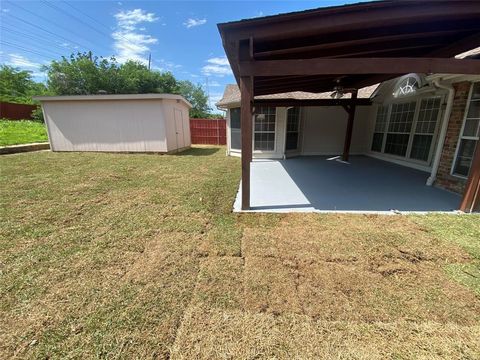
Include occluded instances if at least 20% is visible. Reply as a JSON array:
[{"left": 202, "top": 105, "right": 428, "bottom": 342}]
[{"left": 330, "top": 78, "right": 356, "bottom": 99}]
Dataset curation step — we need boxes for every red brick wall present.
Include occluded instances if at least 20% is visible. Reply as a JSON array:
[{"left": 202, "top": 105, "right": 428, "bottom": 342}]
[{"left": 434, "top": 82, "right": 471, "bottom": 194}]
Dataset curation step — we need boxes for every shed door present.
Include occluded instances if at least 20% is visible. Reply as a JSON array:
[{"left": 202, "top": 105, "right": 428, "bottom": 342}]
[{"left": 174, "top": 108, "right": 185, "bottom": 149}]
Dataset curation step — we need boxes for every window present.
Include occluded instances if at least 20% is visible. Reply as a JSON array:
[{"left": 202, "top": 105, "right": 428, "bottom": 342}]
[
  {"left": 286, "top": 107, "right": 300, "bottom": 151},
  {"left": 394, "top": 75, "right": 420, "bottom": 97},
  {"left": 254, "top": 106, "right": 276, "bottom": 151},
  {"left": 371, "top": 105, "right": 388, "bottom": 152},
  {"left": 230, "top": 107, "right": 241, "bottom": 150},
  {"left": 453, "top": 83, "right": 480, "bottom": 177},
  {"left": 371, "top": 96, "right": 442, "bottom": 163},
  {"left": 410, "top": 97, "right": 441, "bottom": 161},
  {"left": 384, "top": 102, "right": 416, "bottom": 157}
]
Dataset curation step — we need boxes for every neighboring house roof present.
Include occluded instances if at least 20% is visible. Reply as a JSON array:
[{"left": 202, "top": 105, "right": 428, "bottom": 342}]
[
  {"left": 34, "top": 93, "right": 193, "bottom": 108},
  {"left": 216, "top": 84, "right": 379, "bottom": 108}
]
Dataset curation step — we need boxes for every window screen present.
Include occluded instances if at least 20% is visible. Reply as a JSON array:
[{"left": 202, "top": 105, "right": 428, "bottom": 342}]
[{"left": 230, "top": 107, "right": 241, "bottom": 150}]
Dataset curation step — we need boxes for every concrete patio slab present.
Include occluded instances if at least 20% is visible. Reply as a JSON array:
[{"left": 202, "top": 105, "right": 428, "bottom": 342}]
[{"left": 233, "top": 156, "right": 461, "bottom": 213}]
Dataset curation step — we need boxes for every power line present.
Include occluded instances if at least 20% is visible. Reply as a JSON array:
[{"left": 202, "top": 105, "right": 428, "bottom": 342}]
[
  {"left": 60, "top": 0, "right": 139, "bottom": 52},
  {"left": 41, "top": 0, "right": 140, "bottom": 54},
  {"left": 1, "top": 25, "right": 76, "bottom": 53},
  {"left": 5, "top": 12, "right": 89, "bottom": 52},
  {"left": 1, "top": 40, "right": 64, "bottom": 59},
  {"left": 6, "top": 0, "right": 97, "bottom": 52}
]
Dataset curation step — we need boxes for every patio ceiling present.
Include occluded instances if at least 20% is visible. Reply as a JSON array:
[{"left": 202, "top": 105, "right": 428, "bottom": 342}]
[{"left": 218, "top": 0, "right": 480, "bottom": 96}]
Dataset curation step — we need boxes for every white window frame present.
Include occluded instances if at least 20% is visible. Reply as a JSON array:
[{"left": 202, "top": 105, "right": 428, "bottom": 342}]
[
  {"left": 451, "top": 82, "right": 480, "bottom": 179},
  {"left": 370, "top": 94, "right": 444, "bottom": 166},
  {"left": 253, "top": 106, "right": 277, "bottom": 153}
]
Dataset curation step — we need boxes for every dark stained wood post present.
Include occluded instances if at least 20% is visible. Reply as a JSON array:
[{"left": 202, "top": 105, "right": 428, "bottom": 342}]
[
  {"left": 240, "top": 76, "right": 253, "bottom": 210},
  {"left": 459, "top": 142, "right": 480, "bottom": 212},
  {"left": 342, "top": 90, "right": 357, "bottom": 162}
]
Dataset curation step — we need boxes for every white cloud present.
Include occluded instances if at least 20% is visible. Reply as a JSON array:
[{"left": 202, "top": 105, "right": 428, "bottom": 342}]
[
  {"left": 183, "top": 18, "right": 207, "bottom": 28},
  {"left": 152, "top": 58, "right": 182, "bottom": 72},
  {"left": 112, "top": 8, "right": 158, "bottom": 64},
  {"left": 201, "top": 56, "right": 232, "bottom": 77},
  {"left": 208, "top": 80, "right": 221, "bottom": 87},
  {"left": 206, "top": 57, "right": 229, "bottom": 66},
  {"left": 7, "top": 53, "right": 41, "bottom": 69}
]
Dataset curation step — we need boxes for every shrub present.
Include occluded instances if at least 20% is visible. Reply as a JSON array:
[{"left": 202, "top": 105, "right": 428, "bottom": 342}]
[{"left": 31, "top": 107, "right": 44, "bottom": 122}]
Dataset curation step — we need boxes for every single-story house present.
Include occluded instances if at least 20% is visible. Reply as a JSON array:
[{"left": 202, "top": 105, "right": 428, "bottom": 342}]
[
  {"left": 35, "top": 94, "right": 192, "bottom": 153},
  {"left": 216, "top": 0, "right": 480, "bottom": 213}
]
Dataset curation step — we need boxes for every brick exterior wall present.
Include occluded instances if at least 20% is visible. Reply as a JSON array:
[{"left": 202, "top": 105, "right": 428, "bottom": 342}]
[{"left": 434, "top": 81, "right": 471, "bottom": 194}]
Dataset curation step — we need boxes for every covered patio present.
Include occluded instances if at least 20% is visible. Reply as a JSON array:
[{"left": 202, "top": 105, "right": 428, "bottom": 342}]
[
  {"left": 218, "top": 0, "right": 480, "bottom": 212},
  {"left": 233, "top": 156, "right": 461, "bottom": 213}
]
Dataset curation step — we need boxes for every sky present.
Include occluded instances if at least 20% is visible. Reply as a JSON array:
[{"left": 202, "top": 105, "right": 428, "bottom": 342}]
[{"left": 0, "top": 0, "right": 366, "bottom": 107}]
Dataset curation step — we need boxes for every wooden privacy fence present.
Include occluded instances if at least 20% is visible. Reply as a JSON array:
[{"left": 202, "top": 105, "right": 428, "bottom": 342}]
[
  {"left": 0, "top": 102, "right": 38, "bottom": 120},
  {"left": 190, "top": 118, "right": 226, "bottom": 145}
]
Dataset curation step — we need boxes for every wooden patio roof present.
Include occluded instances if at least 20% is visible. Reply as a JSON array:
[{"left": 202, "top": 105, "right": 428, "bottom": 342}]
[
  {"left": 218, "top": 0, "right": 480, "bottom": 97},
  {"left": 217, "top": 0, "right": 480, "bottom": 211}
]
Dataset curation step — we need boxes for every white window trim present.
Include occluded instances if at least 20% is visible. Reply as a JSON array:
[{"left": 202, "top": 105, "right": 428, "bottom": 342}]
[
  {"left": 370, "top": 94, "right": 444, "bottom": 167},
  {"left": 253, "top": 106, "right": 277, "bottom": 154},
  {"left": 450, "top": 82, "right": 480, "bottom": 179}
]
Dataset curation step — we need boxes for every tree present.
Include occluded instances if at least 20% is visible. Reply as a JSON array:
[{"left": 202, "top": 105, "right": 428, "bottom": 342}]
[
  {"left": 177, "top": 80, "right": 210, "bottom": 118},
  {"left": 0, "top": 65, "right": 48, "bottom": 104},
  {"left": 45, "top": 52, "right": 119, "bottom": 95},
  {"left": 44, "top": 52, "right": 212, "bottom": 117},
  {"left": 117, "top": 61, "right": 178, "bottom": 94}
]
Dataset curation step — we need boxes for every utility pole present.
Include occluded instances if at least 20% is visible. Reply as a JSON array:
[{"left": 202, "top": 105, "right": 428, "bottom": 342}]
[{"left": 148, "top": 53, "right": 151, "bottom": 70}]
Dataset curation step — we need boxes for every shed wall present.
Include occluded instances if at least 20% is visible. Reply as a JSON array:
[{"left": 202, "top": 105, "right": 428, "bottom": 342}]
[{"left": 43, "top": 99, "right": 169, "bottom": 152}]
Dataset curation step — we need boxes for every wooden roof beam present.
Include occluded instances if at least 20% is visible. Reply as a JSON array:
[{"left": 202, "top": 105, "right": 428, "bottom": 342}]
[
  {"left": 253, "top": 29, "right": 472, "bottom": 59},
  {"left": 239, "top": 57, "right": 480, "bottom": 76},
  {"left": 253, "top": 98, "right": 371, "bottom": 107}
]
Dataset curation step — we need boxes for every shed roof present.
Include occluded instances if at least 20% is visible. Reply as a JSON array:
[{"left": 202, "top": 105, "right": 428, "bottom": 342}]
[
  {"left": 216, "top": 83, "right": 378, "bottom": 108},
  {"left": 34, "top": 93, "right": 192, "bottom": 108},
  {"left": 218, "top": 0, "right": 480, "bottom": 96}
]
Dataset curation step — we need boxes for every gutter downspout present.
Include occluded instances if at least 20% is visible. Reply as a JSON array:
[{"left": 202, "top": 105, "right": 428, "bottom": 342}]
[{"left": 426, "top": 79, "right": 455, "bottom": 186}]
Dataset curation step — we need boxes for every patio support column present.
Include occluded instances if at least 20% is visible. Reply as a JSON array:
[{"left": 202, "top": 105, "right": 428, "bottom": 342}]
[
  {"left": 459, "top": 142, "right": 480, "bottom": 212},
  {"left": 240, "top": 76, "right": 253, "bottom": 210},
  {"left": 342, "top": 90, "right": 357, "bottom": 162}
]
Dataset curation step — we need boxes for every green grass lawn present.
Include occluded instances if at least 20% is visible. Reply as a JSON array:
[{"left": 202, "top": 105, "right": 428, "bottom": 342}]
[
  {"left": 0, "top": 119, "right": 48, "bottom": 146},
  {"left": 0, "top": 147, "right": 479, "bottom": 359}
]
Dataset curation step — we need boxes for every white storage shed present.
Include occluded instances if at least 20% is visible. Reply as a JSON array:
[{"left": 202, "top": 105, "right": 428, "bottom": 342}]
[{"left": 34, "top": 94, "right": 192, "bottom": 153}]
